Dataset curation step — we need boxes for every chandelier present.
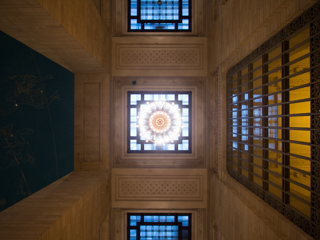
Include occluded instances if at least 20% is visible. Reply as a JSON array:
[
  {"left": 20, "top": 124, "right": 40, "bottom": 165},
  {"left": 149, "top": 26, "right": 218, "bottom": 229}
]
[{"left": 137, "top": 100, "right": 182, "bottom": 145}]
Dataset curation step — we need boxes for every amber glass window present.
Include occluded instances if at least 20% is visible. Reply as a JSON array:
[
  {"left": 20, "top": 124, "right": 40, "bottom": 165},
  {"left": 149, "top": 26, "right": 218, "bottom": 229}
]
[{"left": 227, "top": 3, "right": 320, "bottom": 238}]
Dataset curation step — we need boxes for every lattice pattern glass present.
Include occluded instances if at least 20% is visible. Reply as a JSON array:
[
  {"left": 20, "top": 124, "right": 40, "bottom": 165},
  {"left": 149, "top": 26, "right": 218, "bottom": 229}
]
[
  {"left": 128, "top": 92, "right": 191, "bottom": 153},
  {"left": 128, "top": 0, "right": 191, "bottom": 31},
  {"left": 128, "top": 213, "right": 191, "bottom": 240}
]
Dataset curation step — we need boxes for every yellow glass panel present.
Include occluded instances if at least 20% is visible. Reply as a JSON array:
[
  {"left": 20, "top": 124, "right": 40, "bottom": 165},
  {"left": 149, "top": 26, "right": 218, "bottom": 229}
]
[
  {"left": 290, "top": 143, "right": 311, "bottom": 158},
  {"left": 268, "top": 59, "right": 282, "bottom": 81},
  {"left": 289, "top": 102, "right": 310, "bottom": 114},
  {"left": 241, "top": 82, "right": 248, "bottom": 92},
  {"left": 269, "top": 156, "right": 282, "bottom": 172},
  {"left": 290, "top": 130, "right": 310, "bottom": 143},
  {"left": 290, "top": 169, "right": 310, "bottom": 188},
  {"left": 289, "top": 28, "right": 310, "bottom": 48},
  {"left": 269, "top": 184, "right": 282, "bottom": 199},
  {"left": 290, "top": 196, "right": 310, "bottom": 217},
  {"left": 231, "top": 155, "right": 238, "bottom": 163},
  {"left": 289, "top": 72, "right": 310, "bottom": 88},
  {"left": 232, "top": 81, "right": 237, "bottom": 89},
  {"left": 242, "top": 169, "right": 248, "bottom": 178},
  {"left": 269, "top": 46, "right": 282, "bottom": 61},
  {"left": 253, "top": 156, "right": 262, "bottom": 166},
  {"left": 253, "top": 166, "right": 262, "bottom": 176},
  {"left": 253, "top": 58, "right": 263, "bottom": 69},
  {"left": 253, "top": 68, "right": 262, "bottom": 79},
  {"left": 253, "top": 146, "right": 263, "bottom": 156},
  {"left": 253, "top": 136, "right": 263, "bottom": 146},
  {"left": 253, "top": 176, "right": 263, "bottom": 186},
  {"left": 232, "top": 162, "right": 238, "bottom": 171},
  {"left": 269, "top": 171, "right": 282, "bottom": 186},
  {"left": 232, "top": 74, "right": 238, "bottom": 81},
  {"left": 241, "top": 152, "right": 249, "bottom": 162},
  {"left": 291, "top": 183, "right": 310, "bottom": 202},
  {"left": 289, "top": 116, "right": 310, "bottom": 128},
  {"left": 289, "top": 42, "right": 310, "bottom": 62},
  {"left": 268, "top": 81, "right": 281, "bottom": 93},
  {"left": 230, "top": 148, "right": 237, "bottom": 157},
  {"left": 289, "top": 87, "right": 310, "bottom": 101},
  {"left": 253, "top": 87, "right": 262, "bottom": 96},
  {"left": 241, "top": 67, "right": 248, "bottom": 75},
  {"left": 290, "top": 158, "right": 311, "bottom": 172},
  {"left": 289, "top": 58, "right": 310, "bottom": 74},
  {"left": 253, "top": 165, "right": 263, "bottom": 186}
]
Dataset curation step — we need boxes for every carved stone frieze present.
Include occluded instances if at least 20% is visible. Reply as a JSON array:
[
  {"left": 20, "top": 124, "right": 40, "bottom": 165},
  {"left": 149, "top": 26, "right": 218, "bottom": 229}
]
[
  {"left": 112, "top": 168, "right": 207, "bottom": 209},
  {"left": 118, "top": 178, "right": 201, "bottom": 199},
  {"left": 119, "top": 48, "right": 200, "bottom": 67},
  {"left": 112, "top": 37, "right": 207, "bottom": 77}
]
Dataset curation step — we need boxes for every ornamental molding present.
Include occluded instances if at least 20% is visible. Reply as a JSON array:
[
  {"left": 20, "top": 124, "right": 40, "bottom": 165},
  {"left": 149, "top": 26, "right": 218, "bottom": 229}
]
[
  {"left": 112, "top": 37, "right": 207, "bottom": 77},
  {"left": 112, "top": 168, "right": 207, "bottom": 209}
]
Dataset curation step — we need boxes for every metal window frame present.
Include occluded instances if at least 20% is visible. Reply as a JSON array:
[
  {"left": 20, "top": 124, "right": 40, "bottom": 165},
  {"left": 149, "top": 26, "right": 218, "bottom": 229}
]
[
  {"left": 127, "top": 213, "right": 192, "bottom": 240},
  {"left": 127, "top": 91, "right": 192, "bottom": 153},
  {"left": 128, "top": 0, "right": 192, "bottom": 32},
  {"left": 226, "top": 2, "right": 320, "bottom": 238}
]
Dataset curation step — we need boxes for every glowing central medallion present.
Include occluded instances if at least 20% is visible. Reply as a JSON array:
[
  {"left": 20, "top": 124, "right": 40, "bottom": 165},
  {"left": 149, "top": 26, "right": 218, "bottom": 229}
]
[{"left": 138, "top": 101, "right": 182, "bottom": 145}]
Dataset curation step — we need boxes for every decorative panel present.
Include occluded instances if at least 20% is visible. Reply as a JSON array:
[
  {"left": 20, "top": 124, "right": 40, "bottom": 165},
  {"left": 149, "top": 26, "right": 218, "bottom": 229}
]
[
  {"left": 210, "top": 70, "right": 220, "bottom": 175},
  {"left": 112, "top": 37, "right": 207, "bottom": 77},
  {"left": 84, "top": 83, "right": 101, "bottom": 162},
  {"left": 119, "top": 48, "right": 200, "bottom": 67},
  {"left": 112, "top": 168, "right": 207, "bottom": 208},
  {"left": 118, "top": 177, "right": 201, "bottom": 199},
  {"left": 111, "top": 77, "right": 206, "bottom": 168},
  {"left": 74, "top": 73, "right": 109, "bottom": 171}
]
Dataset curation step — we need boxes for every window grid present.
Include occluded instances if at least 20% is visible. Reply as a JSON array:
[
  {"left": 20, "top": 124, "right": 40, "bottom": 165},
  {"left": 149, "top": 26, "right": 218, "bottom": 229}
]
[
  {"left": 128, "top": 0, "right": 191, "bottom": 31},
  {"left": 227, "top": 2, "right": 320, "bottom": 238},
  {"left": 127, "top": 213, "right": 191, "bottom": 240},
  {"left": 127, "top": 91, "right": 192, "bottom": 153}
]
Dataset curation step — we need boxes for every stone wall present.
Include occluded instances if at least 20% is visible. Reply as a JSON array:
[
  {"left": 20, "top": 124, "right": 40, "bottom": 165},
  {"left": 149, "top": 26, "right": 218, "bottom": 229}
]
[{"left": 0, "top": 171, "right": 108, "bottom": 240}]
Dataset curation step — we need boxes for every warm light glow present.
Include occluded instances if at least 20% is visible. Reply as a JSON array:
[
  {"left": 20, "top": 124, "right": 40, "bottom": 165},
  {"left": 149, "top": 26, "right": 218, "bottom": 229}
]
[{"left": 138, "top": 101, "right": 182, "bottom": 145}]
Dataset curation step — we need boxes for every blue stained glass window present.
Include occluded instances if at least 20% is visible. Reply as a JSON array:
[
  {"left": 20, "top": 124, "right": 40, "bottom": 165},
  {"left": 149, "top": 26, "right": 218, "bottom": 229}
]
[
  {"left": 128, "top": 0, "right": 191, "bottom": 32},
  {"left": 127, "top": 91, "right": 192, "bottom": 153},
  {"left": 128, "top": 213, "right": 191, "bottom": 240}
]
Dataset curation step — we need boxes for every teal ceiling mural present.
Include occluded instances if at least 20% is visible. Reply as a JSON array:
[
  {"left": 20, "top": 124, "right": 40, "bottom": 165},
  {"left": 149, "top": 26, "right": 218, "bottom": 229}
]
[{"left": 0, "top": 31, "right": 74, "bottom": 212}]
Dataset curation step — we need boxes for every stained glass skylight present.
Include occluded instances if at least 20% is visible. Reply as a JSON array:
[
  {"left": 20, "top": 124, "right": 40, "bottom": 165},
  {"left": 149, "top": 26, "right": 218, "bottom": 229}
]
[
  {"left": 127, "top": 213, "right": 191, "bottom": 240},
  {"left": 128, "top": 0, "right": 191, "bottom": 31},
  {"left": 127, "top": 91, "right": 191, "bottom": 153}
]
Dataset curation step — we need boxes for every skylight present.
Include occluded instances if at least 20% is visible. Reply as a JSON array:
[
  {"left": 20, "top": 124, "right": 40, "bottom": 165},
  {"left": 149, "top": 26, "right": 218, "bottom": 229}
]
[
  {"left": 127, "top": 91, "right": 192, "bottom": 153},
  {"left": 128, "top": 0, "right": 191, "bottom": 32}
]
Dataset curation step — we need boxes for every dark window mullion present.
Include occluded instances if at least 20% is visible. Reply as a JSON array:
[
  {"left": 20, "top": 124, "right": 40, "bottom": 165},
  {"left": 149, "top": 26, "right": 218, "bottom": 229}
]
[
  {"left": 237, "top": 71, "right": 243, "bottom": 175},
  {"left": 262, "top": 54, "right": 269, "bottom": 191},
  {"left": 282, "top": 40, "right": 290, "bottom": 205},
  {"left": 310, "top": 20, "right": 320, "bottom": 232},
  {"left": 248, "top": 64, "right": 254, "bottom": 181}
]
